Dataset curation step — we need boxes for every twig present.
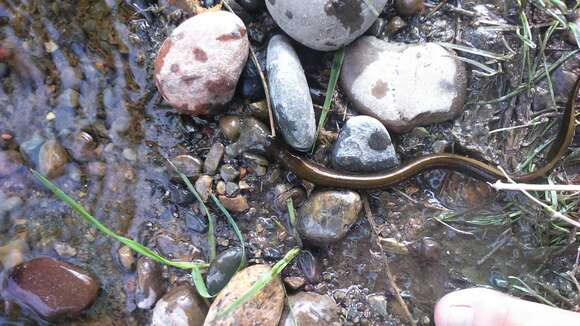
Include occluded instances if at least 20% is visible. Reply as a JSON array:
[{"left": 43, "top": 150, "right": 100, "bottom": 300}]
[
  {"left": 495, "top": 167, "right": 580, "bottom": 228},
  {"left": 477, "top": 228, "right": 511, "bottom": 265},
  {"left": 490, "top": 182, "right": 580, "bottom": 192},
  {"left": 383, "top": 254, "right": 417, "bottom": 326}
]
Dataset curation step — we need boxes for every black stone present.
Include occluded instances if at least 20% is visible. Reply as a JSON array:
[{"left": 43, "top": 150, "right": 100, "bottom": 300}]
[{"left": 206, "top": 247, "right": 245, "bottom": 295}]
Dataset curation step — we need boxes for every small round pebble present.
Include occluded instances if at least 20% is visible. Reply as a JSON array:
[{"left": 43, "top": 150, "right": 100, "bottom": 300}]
[{"left": 395, "top": 0, "right": 424, "bottom": 16}]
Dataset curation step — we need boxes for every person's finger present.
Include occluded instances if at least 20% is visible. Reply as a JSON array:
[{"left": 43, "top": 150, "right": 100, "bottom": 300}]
[{"left": 434, "top": 288, "right": 580, "bottom": 326}]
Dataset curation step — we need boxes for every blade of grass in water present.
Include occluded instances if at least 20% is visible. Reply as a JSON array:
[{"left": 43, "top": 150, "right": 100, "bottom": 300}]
[
  {"left": 217, "top": 247, "right": 301, "bottom": 319},
  {"left": 166, "top": 159, "right": 217, "bottom": 262},
  {"left": 31, "top": 169, "right": 207, "bottom": 270},
  {"left": 312, "top": 48, "right": 345, "bottom": 153},
  {"left": 286, "top": 198, "right": 302, "bottom": 248},
  {"left": 210, "top": 193, "right": 247, "bottom": 272},
  {"left": 192, "top": 264, "right": 215, "bottom": 298}
]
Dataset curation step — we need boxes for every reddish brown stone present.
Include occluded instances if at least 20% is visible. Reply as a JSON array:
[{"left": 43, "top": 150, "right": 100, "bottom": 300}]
[{"left": 2, "top": 257, "right": 100, "bottom": 320}]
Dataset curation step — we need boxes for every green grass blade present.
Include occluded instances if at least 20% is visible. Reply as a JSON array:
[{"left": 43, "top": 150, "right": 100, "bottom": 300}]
[
  {"left": 569, "top": 22, "right": 580, "bottom": 50},
  {"left": 210, "top": 193, "right": 247, "bottom": 271},
  {"left": 217, "top": 247, "right": 301, "bottom": 318},
  {"left": 312, "top": 48, "right": 345, "bottom": 152},
  {"left": 192, "top": 264, "right": 215, "bottom": 298},
  {"left": 286, "top": 198, "right": 302, "bottom": 248},
  {"left": 31, "top": 169, "right": 206, "bottom": 271},
  {"left": 166, "top": 159, "right": 217, "bottom": 262}
]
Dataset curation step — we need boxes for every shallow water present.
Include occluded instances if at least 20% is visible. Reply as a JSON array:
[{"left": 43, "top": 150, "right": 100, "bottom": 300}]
[{"left": 0, "top": 0, "right": 578, "bottom": 325}]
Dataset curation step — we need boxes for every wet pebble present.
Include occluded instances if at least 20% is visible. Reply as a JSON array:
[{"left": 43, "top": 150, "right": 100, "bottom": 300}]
[
  {"left": 135, "top": 257, "right": 165, "bottom": 309},
  {"left": 267, "top": 35, "right": 316, "bottom": 151},
  {"left": 123, "top": 148, "right": 137, "bottom": 161},
  {"left": 237, "top": 0, "right": 265, "bottom": 12},
  {"left": 418, "top": 237, "right": 442, "bottom": 260},
  {"left": 225, "top": 117, "right": 271, "bottom": 157},
  {"left": 204, "top": 264, "right": 285, "bottom": 326},
  {"left": 0, "top": 150, "right": 22, "bottom": 177},
  {"left": 170, "top": 184, "right": 195, "bottom": 206},
  {"left": 331, "top": 115, "right": 399, "bottom": 172},
  {"left": 181, "top": 208, "right": 208, "bottom": 233},
  {"left": 568, "top": 9, "right": 580, "bottom": 45},
  {"left": 194, "top": 175, "right": 213, "bottom": 202},
  {"left": 151, "top": 284, "right": 208, "bottom": 326},
  {"left": 218, "top": 115, "right": 241, "bottom": 141},
  {"left": 341, "top": 37, "right": 467, "bottom": 132},
  {"left": 2, "top": 257, "right": 99, "bottom": 320},
  {"left": 279, "top": 292, "right": 341, "bottom": 326},
  {"left": 154, "top": 11, "right": 249, "bottom": 116},
  {"left": 266, "top": 0, "right": 388, "bottom": 51},
  {"left": 38, "top": 139, "right": 69, "bottom": 179},
  {"left": 65, "top": 131, "right": 97, "bottom": 162},
  {"left": 225, "top": 182, "right": 239, "bottom": 196},
  {"left": 220, "top": 164, "right": 239, "bottom": 182},
  {"left": 118, "top": 245, "right": 135, "bottom": 271},
  {"left": 204, "top": 143, "right": 225, "bottom": 175},
  {"left": 283, "top": 276, "right": 306, "bottom": 290},
  {"left": 296, "top": 250, "right": 318, "bottom": 282},
  {"left": 218, "top": 194, "right": 249, "bottom": 212},
  {"left": 395, "top": 0, "right": 424, "bottom": 16},
  {"left": 206, "top": 247, "right": 245, "bottom": 295},
  {"left": 297, "top": 190, "right": 362, "bottom": 245},
  {"left": 367, "top": 294, "right": 388, "bottom": 317},
  {"left": 239, "top": 49, "right": 266, "bottom": 101},
  {"left": 170, "top": 155, "right": 202, "bottom": 181}
]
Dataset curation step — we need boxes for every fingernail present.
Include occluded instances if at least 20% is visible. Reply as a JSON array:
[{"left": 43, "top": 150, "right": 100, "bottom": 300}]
[{"left": 444, "top": 305, "right": 474, "bottom": 326}]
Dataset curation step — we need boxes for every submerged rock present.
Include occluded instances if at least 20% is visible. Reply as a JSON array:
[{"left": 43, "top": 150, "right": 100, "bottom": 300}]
[
  {"left": 206, "top": 247, "right": 245, "bottom": 295},
  {"left": 395, "top": 0, "right": 424, "bottom": 16},
  {"left": 204, "top": 264, "right": 285, "bottom": 326},
  {"left": 38, "top": 139, "right": 69, "bottom": 178},
  {"left": 280, "top": 292, "right": 341, "bottom": 326},
  {"left": 169, "top": 155, "right": 202, "bottom": 181},
  {"left": 154, "top": 11, "right": 249, "bottom": 116},
  {"left": 135, "top": 257, "right": 164, "bottom": 309},
  {"left": 204, "top": 143, "right": 225, "bottom": 175},
  {"left": 267, "top": 35, "right": 316, "bottom": 152},
  {"left": 225, "top": 117, "right": 271, "bottom": 157},
  {"left": 331, "top": 115, "right": 399, "bottom": 172},
  {"left": 341, "top": 37, "right": 467, "bottom": 133},
  {"left": 219, "top": 115, "right": 241, "bottom": 141},
  {"left": 298, "top": 190, "right": 362, "bottom": 245},
  {"left": 151, "top": 284, "right": 208, "bottom": 326},
  {"left": 266, "top": 0, "right": 388, "bottom": 51},
  {"left": 2, "top": 257, "right": 99, "bottom": 320}
]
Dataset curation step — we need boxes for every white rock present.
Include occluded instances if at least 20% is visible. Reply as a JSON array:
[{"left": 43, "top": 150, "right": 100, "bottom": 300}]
[{"left": 341, "top": 37, "right": 468, "bottom": 133}]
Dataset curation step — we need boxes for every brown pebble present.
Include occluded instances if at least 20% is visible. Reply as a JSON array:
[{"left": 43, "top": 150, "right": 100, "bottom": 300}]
[
  {"left": 218, "top": 194, "right": 249, "bottom": 212},
  {"left": 2, "top": 257, "right": 100, "bottom": 320},
  {"left": 0, "top": 150, "right": 22, "bottom": 177},
  {"left": 395, "top": 0, "right": 424, "bottom": 16},
  {"left": 219, "top": 115, "right": 241, "bottom": 141}
]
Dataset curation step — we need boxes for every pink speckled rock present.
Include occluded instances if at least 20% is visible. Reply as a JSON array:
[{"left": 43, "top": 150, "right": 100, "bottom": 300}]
[{"left": 154, "top": 11, "right": 249, "bottom": 116}]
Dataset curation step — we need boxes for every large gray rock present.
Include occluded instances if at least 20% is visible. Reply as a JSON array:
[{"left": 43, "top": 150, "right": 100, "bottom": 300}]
[
  {"left": 331, "top": 115, "right": 399, "bottom": 172},
  {"left": 298, "top": 190, "right": 362, "bottom": 245},
  {"left": 266, "top": 0, "right": 388, "bottom": 51},
  {"left": 341, "top": 37, "right": 468, "bottom": 133},
  {"left": 267, "top": 35, "right": 316, "bottom": 151},
  {"left": 280, "top": 292, "right": 341, "bottom": 326},
  {"left": 154, "top": 11, "right": 249, "bottom": 116}
]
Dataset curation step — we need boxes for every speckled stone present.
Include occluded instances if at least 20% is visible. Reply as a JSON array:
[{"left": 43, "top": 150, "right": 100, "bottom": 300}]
[
  {"left": 266, "top": 0, "right": 388, "bottom": 51},
  {"left": 154, "top": 11, "right": 249, "bottom": 116},
  {"left": 279, "top": 292, "right": 341, "bottom": 326},
  {"left": 38, "top": 139, "right": 69, "bottom": 179},
  {"left": 151, "top": 284, "right": 208, "bottom": 326},
  {"left": 2, "top": 257, "right": 99, "bottom": 320},
  {"left": 297, "top": 190, "right": 362, "bottom": 245},
  {"left": 267, "top": 34, "right": 315, "bottom": 151},
  {"left": 204, "top": 264, "right": 285, "bottom": 326},
  {"left": 331, "top": 115, "right": 399, "bottom": 172},
  {"left": 341, "top": 37, "right": 467, "bottom": 133},
  {"left": 135, "top": 257, "right": 164, "bottom": 309}
]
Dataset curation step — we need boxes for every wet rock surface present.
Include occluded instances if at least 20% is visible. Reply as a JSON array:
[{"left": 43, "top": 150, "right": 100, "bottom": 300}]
[
  {"left": 341, "top": 37, "right": 468, "bottom": 132},
  {"left": 280, "top": 292, "right": 341, "bottom": 326},
  {"left": 266, "top": 0, "right": 388, "bottom": 51},
  {"left": 206, "top": 247, "right": 245, "bottom": 295},
  {"left": 2, "top": 257, "right": 100, "bottom": 320},
  {"left": 38, "top": 139, "right": 69, "bottom": 178},
  {"left": 151, "top": 284, "right": 208, "bottom": 326},
  {"left": 204, "top": 264, "right": 285, "bottom": 326},
  {"left": 267, "top": 35, "right": 316, "bottom": 151},
  {"left": 297, "top": 190, "right": 362, "bottom": 245},
  {"left": 135, "top": 257, "right": 164, "bottom": 309},
  {"left": 0, "top": 150, "right": 22, "bottom": 177},
  {"left": 331, "top": 115, "right": 399, "bottom": 172},
  {"left": 154, "top": 11, "right": 249, "bottom": 115}
]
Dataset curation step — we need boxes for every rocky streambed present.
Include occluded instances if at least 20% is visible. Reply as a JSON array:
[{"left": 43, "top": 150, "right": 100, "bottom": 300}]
[{"left": 1, "top": 0, "right": 580, "bottom": 325}]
